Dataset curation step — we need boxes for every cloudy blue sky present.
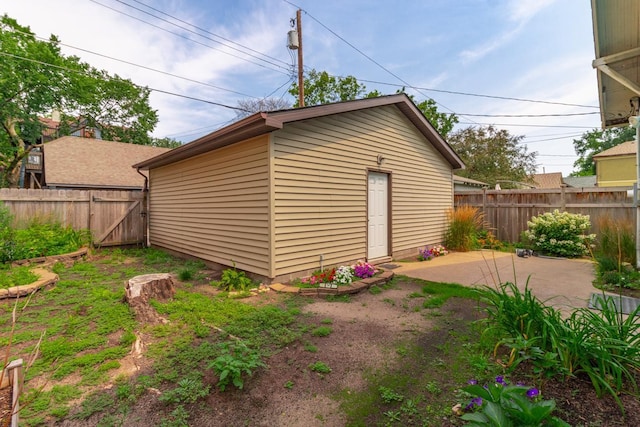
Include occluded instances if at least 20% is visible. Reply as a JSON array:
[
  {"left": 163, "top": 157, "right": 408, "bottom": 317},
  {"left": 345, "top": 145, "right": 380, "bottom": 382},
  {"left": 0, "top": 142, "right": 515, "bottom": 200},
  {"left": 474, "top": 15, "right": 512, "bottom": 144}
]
[{"left": 3, "top": 0, "right": 601, "bottom": 175}]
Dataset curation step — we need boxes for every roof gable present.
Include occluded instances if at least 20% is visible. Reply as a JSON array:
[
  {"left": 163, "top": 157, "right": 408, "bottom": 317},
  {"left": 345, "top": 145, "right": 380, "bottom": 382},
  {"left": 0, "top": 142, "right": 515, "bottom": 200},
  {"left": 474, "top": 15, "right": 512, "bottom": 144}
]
[
  {"left": 44, "top": 136, "right": 172, "bottom": 188},
  {"left": 593, "top": 140, "right": 635, "bottom": 158},
  {"left": 134, "top": 94, "right": 464, "bottom": 170},
  {"left": 533, "top": 172, "right": 564, "bottom": 188}
]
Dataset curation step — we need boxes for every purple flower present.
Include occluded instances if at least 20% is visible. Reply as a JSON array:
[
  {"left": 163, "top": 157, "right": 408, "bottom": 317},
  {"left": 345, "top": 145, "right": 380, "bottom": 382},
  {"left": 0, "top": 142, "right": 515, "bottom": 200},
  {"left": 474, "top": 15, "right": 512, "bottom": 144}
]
[
  {"left": 465, "top": 397, "right": 483, "bottom": 411},
  {"left": 527, "top": 388, "right": 540, "bottom": 398},
  {"left": 467, "top": 379, "right": 478, "bottom": 385},
  {"left": 495, "top": 375, "right": 506, "bottom": 385}
]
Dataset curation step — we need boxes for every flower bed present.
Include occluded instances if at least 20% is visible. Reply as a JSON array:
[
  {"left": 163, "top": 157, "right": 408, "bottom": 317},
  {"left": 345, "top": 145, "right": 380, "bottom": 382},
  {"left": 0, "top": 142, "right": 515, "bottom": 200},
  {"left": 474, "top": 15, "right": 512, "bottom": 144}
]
[
  {"left": 299, "top": 261, "right": 377, "bottom": 289},
  {"left": 274, "top": 260, "right": 394, "bottom": 296},
  {"left": 417, "top": 245, "right": 448, "bottom": 261}
]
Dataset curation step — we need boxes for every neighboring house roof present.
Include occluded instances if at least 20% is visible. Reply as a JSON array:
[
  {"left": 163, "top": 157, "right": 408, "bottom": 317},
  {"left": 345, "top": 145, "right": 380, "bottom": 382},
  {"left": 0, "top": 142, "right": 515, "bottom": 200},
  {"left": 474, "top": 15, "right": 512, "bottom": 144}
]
[
  {"left": 134, "top": 94, "right": 465, "bottom": 170},
  {"left": 562, "top": 175, "right": 597, "bottom": 188},
  {"left": 44, "top": 136, "right": 172, "bottom": 189},
  {"left": 532, "top": 172, "right": 564, "bottom": 188},
  {"left": 453, "top": 175, "right": 488, "bottom": 188},
  {"left": 593, "top": 140, "right": 635, "bottom": 158}
]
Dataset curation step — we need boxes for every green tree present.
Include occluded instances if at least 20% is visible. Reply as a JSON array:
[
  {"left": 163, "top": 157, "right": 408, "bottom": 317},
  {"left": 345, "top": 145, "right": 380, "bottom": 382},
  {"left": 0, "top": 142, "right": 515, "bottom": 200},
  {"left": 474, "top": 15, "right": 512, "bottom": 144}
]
[
  {"left": 150, "top": 137, "right": 182, "bottom": 149},
  {"left": 0, "top": 15, "right": 158, "bottom": 187},
  {"left": 448, "top": 125, "right": 537, "bottom": 188},
  {"left": 571, "top": 126, "right": 636, "bottom": 176},
  {"left": 289, "top": 69, "right": 457, "bottom": 137},
  {"left": 288, "top": 69, "right": 381, "bottom": 107}
]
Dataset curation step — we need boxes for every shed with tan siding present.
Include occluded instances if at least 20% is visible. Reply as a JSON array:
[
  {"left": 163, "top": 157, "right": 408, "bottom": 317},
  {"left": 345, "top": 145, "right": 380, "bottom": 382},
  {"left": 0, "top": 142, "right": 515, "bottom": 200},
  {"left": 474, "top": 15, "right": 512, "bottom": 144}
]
[{"left": 134, "top": 94, "right": 464, "bottom": 282}]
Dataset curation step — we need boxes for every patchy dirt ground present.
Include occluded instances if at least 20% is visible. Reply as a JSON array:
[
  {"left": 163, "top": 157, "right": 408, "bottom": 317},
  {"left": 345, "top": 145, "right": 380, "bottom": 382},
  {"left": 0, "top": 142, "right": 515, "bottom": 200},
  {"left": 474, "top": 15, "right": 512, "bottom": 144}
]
[{"left": 57, "top": 278, "right": 640, "bottom": 427}]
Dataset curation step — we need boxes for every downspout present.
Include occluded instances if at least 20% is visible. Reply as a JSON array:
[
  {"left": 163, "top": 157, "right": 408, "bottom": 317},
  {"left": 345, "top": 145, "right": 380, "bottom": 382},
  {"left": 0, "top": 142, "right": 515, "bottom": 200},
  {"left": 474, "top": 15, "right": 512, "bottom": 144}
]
[{"left": 136, "top": 168, "right": 149, "bottom": 248}]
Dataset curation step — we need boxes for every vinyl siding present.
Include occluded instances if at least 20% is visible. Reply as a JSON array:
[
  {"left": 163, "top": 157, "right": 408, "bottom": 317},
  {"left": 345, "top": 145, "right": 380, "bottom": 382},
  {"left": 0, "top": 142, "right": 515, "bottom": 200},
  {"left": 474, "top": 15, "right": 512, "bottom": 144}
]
[
  {"left": 148, "top": 136, "right": 270, "bottom": 276},
  {"left": 272, "top": 105, "right": 453, "bottom": 276},
  {"left": 596, "top": 156, "right": 636, "bottom": 187}
]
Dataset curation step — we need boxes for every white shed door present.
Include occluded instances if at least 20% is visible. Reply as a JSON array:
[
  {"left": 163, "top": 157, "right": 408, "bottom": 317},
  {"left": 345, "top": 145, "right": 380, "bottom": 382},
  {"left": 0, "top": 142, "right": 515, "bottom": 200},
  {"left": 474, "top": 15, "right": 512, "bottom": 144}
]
[{"left": 368, "top": 172, "right": 389, "bottom": 259}]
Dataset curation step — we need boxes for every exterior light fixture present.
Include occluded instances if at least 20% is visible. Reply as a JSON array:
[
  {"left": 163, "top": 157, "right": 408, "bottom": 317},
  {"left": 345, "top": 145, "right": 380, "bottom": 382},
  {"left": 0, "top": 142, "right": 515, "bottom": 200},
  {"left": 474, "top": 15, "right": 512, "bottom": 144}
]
[{"left": 376, "top": 154, "right": 385, "bottom": 166}]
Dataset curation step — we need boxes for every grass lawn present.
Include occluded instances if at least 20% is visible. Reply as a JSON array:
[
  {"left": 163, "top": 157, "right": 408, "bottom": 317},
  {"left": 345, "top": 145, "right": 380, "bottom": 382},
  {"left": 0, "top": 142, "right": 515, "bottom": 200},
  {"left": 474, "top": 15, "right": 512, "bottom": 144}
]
[{"left": 2, "top": 248, "right": 638, "bottom": 426}]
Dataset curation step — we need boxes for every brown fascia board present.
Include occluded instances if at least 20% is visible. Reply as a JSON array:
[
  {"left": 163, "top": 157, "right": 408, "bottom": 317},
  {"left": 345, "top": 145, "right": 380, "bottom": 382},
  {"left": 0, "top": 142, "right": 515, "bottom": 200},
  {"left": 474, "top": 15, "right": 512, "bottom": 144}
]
[
  {"left": 134, "top": 94, "right": 465, "bottom": 170},
  {"left": 133, "top": 112, "right": 282, "bottom": 169}
]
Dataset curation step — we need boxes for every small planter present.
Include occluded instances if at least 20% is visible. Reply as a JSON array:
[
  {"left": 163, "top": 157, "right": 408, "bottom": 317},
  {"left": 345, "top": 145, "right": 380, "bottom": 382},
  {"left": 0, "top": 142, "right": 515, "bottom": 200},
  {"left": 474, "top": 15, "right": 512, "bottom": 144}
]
[{"left": 1, "top": 359, "right": 24, "bottom": 427}]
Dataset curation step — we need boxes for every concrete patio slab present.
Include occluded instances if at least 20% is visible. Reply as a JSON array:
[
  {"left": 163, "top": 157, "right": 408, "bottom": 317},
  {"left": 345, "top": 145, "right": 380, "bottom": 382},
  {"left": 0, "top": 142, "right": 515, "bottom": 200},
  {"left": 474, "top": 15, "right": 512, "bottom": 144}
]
[{"left": 394, "top": 250, "right": 597, "bottom": 313}]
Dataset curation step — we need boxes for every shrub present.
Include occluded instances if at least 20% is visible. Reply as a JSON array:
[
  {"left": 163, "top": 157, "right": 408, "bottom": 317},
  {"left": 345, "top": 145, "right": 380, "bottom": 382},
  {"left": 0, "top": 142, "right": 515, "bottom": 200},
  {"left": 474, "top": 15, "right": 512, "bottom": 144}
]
[
  {"left": 523, "top": 210, "right": 595, "bottom": 257},
  {"left": 0, "top": 202, "right": 16, "bottom": 262},
  {"left": 213, "top": 263, "right": 253, "bottom": 291},
  {"left": 9, "top": 217, "right": 91, "bottom": 261},
  {"left": 444, "top": 206, "right": 484, "bottom": 251}
]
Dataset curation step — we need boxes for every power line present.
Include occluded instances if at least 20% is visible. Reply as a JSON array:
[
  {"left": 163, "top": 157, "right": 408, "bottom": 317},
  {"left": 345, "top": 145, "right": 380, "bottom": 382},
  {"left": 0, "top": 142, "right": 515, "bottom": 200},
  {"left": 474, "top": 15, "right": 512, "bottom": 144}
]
[
  {"left": 455, "top": 112, "right": 599, "bottom": 118},
  {"left": 88, "top": 0, "right": 290, "bottom": 76},
  {"left": 457, "top": 121, "right": 594, "bottom": 129},
  {"left": 21, "top": 30, "right": 257, "bottom": 99},
  {"left": 109, "top": 0, "right": 291, "bottom": 72},
  {"left": 356, "top": 78, "right": 600, "bottom": 109},
  {"left": 129, "top": 0, "right": 290, "bottom": 68},
  {"left": 0, "top": 50, "right": 250, "bottom": 112},
  {"left": 281, "top": 0, "right": 478, "bottom": 123}
]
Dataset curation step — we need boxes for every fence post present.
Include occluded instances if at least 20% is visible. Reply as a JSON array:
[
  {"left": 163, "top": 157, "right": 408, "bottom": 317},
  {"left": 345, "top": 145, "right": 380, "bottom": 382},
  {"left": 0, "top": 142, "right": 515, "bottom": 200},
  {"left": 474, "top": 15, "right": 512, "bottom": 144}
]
[
  {"left": 88, "top": 190, "right": 95, "bottom": 249},
  {"left": 560, "top": 186, "right": 566, "bottom": 212}
]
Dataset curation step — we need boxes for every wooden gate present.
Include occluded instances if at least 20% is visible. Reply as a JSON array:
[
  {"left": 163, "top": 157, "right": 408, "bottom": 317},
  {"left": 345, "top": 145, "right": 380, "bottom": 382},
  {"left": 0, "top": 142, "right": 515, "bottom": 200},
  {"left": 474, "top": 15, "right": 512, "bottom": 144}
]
[{"left": 0, "top": 188, "right": 147, "bottom": 247}]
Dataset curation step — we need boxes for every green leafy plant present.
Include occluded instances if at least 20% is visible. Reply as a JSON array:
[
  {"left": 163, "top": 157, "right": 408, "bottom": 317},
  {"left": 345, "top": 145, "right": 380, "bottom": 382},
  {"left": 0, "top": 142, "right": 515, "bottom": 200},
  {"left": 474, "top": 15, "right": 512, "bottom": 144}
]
[
  {"left": 378, "top": 386, "right": 404, "bottom": 403},
  {"left": 0, "top": 201, "right": 16, "bottom": 263},
  {"left": 477, "top": 283, "right": 640, "bottom": 410},
  {"left": 461, "top": 376, "right": 569, "bottom": 426},
  {"left": 311, "top": 326, "right": 332, "bottom": 337},
  {"left": 212, "top": 262, "right": 254, "bottom": 292},
  {"left": 523, "top": 210, "right": 595, "bottom": 257},
  {"left": 159, "top": 377, "right": 210, "bottom": 405},
  {"left": 208, "top": 342, "right": 265, "bottom": 391},
  {"left": 309, "top": 361, "right": 331, "bottom": 374}
]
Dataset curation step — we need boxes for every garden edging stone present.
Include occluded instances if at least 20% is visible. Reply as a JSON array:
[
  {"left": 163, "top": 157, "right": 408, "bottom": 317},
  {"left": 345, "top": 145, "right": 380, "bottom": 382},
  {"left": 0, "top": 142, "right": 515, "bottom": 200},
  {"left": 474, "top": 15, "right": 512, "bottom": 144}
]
[
  {"left": 270, "top": 269, "right": 394, "bottom": 296},
  {"left": 0, "top": 268, "right": 58, "bottom": 299}
]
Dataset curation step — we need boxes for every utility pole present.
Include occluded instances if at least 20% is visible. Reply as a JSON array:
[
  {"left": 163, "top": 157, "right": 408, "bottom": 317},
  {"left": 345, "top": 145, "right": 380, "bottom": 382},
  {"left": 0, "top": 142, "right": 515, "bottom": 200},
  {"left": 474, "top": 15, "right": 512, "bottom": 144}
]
[{"left": 296, "top": 9, "right": 304, "bottom": 107}]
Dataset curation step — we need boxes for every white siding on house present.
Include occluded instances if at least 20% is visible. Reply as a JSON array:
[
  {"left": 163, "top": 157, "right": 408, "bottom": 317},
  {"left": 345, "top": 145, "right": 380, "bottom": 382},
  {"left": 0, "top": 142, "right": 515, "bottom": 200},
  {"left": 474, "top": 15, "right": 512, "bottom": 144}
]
[
  {"left": 149, "top": 136, "right": 270, "bottom": 276},
  {"left": 272, "top": 105, "right": 453, "bottom": 276}
]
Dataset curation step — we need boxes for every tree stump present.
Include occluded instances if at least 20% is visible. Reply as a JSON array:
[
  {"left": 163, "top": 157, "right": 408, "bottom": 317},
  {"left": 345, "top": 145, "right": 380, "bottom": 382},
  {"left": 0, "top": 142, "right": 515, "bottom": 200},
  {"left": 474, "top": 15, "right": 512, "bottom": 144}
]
[{"left": 125, "top": 273, "right": 175, "bottom": 323}]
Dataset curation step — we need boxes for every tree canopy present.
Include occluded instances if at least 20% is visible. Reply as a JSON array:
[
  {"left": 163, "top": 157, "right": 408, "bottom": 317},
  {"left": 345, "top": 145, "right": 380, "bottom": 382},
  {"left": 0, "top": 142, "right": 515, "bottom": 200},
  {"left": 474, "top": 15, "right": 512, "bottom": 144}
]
[
  {"left": 0, "top": 14, "right": 158, "bottom": 187},
  {"left": 571, "top": 126, "right": 636, "bottom": 176},
  {"left": 288, "top": 69, "right": 458, "bottom": 137},
  {"left": 448, "top": 125, "right": 537, "bottom": 188}
]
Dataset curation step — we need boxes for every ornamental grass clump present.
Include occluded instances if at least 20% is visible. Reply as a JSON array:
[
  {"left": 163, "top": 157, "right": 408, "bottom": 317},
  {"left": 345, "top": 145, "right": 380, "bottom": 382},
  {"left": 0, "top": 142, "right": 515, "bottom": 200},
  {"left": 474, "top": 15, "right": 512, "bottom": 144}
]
[
  {"left": 476, "top": 282, "right": 640, "bottom": 411},
  {"left": 444, "top": 206, "right": 484, "bottom": 252},
  {"left": 523, "top": 210, "right": 595, "bottom": 257}
]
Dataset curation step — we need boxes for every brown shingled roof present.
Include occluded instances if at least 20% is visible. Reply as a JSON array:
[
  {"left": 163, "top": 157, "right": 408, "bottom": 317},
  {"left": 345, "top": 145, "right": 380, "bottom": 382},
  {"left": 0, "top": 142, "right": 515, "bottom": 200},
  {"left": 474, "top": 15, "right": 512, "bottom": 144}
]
[
  {"left": 593, "top": 140, "right": 635, "bottom": 158},
  {"left": 533, "top": 172, "right": 564, "bottom": 189},
  {"left": 44, "top": 136, "right": 172, "bottom": 189}
]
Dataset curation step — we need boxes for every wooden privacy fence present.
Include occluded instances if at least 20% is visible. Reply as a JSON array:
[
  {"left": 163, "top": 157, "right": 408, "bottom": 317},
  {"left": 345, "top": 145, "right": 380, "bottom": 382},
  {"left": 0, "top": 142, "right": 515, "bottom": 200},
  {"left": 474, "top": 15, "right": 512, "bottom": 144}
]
[
  {"left": 454, "top": 187, "right": 635, "bottom": 243},
  {"left": 0, "top": 188, "right": 147, "bottom": 246}
]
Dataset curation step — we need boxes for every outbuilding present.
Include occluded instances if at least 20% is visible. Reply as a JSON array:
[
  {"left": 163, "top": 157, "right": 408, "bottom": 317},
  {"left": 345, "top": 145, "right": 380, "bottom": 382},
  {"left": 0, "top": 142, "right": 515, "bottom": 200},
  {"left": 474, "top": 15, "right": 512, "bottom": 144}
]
[{"left": 134, "top": 94, "right": 464, "bottom": 282}]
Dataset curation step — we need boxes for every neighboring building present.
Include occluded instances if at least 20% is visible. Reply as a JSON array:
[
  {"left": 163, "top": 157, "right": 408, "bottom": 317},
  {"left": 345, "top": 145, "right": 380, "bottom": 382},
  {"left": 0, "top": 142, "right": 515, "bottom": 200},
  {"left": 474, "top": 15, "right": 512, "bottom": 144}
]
[
  {"left": 593, "top": 141, "right": 635, "bottom": 187},
  {"left": 25, "top": 136, "right": 171, "bottom": 190},
  {"left": 453, "top": 175, "right": 488, "bottom": 192},
  {"left": 134, "top": 94, "right": 465, "bottom": 282},
  {"left": 562, "top": 175, "right": 597, "bottom": 188},
  {"left": 532, "top": 172, "right": 564, "bottom": 189}
]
